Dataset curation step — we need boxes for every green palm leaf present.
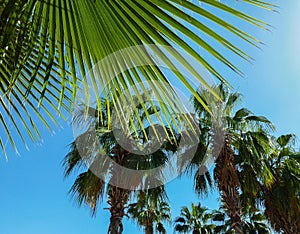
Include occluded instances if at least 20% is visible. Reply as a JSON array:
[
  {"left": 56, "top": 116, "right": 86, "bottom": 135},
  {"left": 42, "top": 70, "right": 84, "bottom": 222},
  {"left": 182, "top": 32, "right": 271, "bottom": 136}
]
[{"left": 1, "top": 0, "right": 275, "bottom": 156}]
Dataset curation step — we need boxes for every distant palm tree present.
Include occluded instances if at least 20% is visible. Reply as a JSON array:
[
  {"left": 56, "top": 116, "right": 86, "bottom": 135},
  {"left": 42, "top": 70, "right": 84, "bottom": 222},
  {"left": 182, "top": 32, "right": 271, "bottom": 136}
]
[
  {"left": 127, "top": 186, "right": 171, "bottom": 234},
  {"left": 210, "top": 209, "right": 233, "bottom": 234},
  {"left": 243, "top": 211, "right": 271, "bottom": 234},
  {"left": 1, "top": 0, "right": 275, "bottom": 156},
  {"left": 63, "top": 99, "right": 178, "bottom": 233},
  {"left": 174, "top": 202, "right": 215, "bottom": 234},
  {"left": 263, "top": 134, "right": 300, "bottom": 233},
  {"left": 191, "top": 85, "right": 274, "bottom": 233},
  {"left": 212, "top": 206, "right": 271, "bottom": 234}
]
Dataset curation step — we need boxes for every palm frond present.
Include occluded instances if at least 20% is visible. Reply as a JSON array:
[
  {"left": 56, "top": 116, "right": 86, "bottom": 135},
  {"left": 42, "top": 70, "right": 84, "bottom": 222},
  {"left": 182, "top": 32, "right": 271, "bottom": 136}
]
[
  {"left": 69, "top": 170, "right": 105, "bottom": 216},
  {"left": 1, "top": 0, "right": 275, "bottom": 156}
]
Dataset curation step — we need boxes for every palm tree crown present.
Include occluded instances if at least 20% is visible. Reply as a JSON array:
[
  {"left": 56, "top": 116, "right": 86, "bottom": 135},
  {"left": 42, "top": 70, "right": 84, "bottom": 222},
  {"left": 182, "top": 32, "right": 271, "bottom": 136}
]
[
  {"left": 174, "top": 202, "right": 215, "bottom": 234},
  {"left": 127, "top": 187, "right": 171, "bottom": 234},
  {"left": 63, "top": 99, "right": 178, "bottom": 233}
]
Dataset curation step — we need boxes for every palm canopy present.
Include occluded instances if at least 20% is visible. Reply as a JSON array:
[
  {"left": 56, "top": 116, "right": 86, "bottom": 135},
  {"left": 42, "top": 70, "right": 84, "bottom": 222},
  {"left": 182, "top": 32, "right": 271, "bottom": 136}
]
[
  {"left": 212, "top": 206, "right": 271, "bottom": 234},
  {"left": 1, "top": 0, "right": 275, "bottom": 156},
  {"left": 63, "top": 97, "right": 178, "bottom": 212},
  {"left": 242, "top": 211, "right": 271, "bottom": 234},
  {"left": 190, "top": 84, "right": 274, "bottom": 196},
  {"left": 63, "top": 98, "right": 180, "bottom": 233},
  {"left": 174, "top": 202, "right": 215, "bottom": 233},
  {"left": 263, "top": 134, "right": 300, "bottom": 233},
  {"left": 127, "top": 187, "right": 171, "bottom": 234}
]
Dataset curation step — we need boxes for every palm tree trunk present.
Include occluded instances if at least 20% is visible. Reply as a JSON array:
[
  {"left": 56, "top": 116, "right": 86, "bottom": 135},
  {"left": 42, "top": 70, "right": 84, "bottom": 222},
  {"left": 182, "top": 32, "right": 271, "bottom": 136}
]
[
  {"left": 108, "top": 217, "right": 123, "bottom": 234},
  {"left": 145, "top": 225, "right": 154, "bottom": 234},
  {"left": 282, "top": 215, "right": 299, "bottom": 234},
  {"left": 265, "top": 188, "right": 300, "bottom": 233},
  {"left": 214, "top": 134, "right": 243, "bottom": 234},
  {"left": 145, "top": 214, "right": 154, "bottom": 234},
  {"left": 107, "top": 186, "right": 129, "bottom": 234}
]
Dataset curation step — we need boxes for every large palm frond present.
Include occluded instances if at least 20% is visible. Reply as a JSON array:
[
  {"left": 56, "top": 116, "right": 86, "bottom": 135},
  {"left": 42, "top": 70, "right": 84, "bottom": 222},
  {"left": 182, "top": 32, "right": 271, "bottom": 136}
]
[
  {"left": 1, "top": 0, "right": 74, "bottom": 156},
  {"left": 1, "top": 0, "right": 275, "bottom": 156}
]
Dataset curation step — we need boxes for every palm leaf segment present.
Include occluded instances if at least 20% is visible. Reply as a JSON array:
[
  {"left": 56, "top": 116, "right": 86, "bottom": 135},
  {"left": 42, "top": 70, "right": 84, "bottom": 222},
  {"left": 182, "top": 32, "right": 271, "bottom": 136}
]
[
  {"left": 1, "top": 0, "right": 72, "bottom": 156},
  {"left": 1, "top": 0, "right": 275, "bottom": 156}
]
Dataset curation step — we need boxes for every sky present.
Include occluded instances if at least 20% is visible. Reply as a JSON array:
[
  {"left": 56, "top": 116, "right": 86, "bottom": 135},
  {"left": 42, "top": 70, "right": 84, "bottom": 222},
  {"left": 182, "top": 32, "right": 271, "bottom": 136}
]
[{"left": 1, "top": 1, "right": 300, "bottom": 233}]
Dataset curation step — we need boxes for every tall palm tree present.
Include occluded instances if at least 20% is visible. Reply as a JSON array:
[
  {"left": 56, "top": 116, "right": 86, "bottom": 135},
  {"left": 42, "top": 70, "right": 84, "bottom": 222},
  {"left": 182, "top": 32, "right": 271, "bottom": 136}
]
[
  {"left": 1, "top": 0, "right": 275, "bottom": 156},
  {"left": 63, "top": 99, "right": 178, "bottom": 233},
  {"left": 263, "top": 134, "right": 300, "bottom": 233},
  {"left": 127, "top": 186, "right": 171, "bottom": 234},
  {"left": 174, "top": 202, "right": 215, "bottom": 234},
  {"left": 191, "top": 85, "right": 274, "bottom": 233}
]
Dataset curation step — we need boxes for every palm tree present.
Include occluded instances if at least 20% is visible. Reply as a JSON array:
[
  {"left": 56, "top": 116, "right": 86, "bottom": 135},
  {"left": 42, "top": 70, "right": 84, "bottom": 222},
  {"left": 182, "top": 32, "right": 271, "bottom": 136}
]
[
  {"left": 191, "top": 85, "right": 274, "bottom": 233},
  {"left": 1, "top": 0, "right": 275, "bottom": 156},
  {"left": 63, "top": 99, "right": 178, "bottom": 233},
  {"left": 243, "top": 211, "right": 271, "bottom": 234},
  {"left": 64, "top": 140, "right": 131, "bottom": 234},
  {"left": 212, "top": 206, "right": 271, "bottom": 234},
  {"left": 211, "top": 209, "right": 233, "bottom": 234},
  {"left": 263, "top": 134, "right": 300, "bottom": 233},
  {"left": 127, "top": 186, "right": 171, "bottom": 234},
  {"left": 174, "top": 202, "right": 215, "bottom": 234}
]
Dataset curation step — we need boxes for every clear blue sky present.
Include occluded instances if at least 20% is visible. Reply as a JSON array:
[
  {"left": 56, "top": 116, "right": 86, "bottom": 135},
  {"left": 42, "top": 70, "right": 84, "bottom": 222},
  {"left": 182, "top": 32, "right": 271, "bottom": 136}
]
[{"left": 1, "top": 1, "right": 300, "bottom": 233}]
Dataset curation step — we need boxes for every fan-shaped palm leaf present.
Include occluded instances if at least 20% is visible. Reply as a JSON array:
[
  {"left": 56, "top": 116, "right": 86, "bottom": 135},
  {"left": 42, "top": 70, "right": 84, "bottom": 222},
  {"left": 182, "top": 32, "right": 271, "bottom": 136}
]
[{"left": 1, "top": 0, "right": 275, "bottom": 156}]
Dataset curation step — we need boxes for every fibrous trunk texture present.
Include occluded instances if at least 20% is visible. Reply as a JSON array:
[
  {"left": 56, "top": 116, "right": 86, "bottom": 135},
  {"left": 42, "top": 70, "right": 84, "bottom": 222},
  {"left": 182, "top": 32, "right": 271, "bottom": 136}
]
[
  {"left": 215, "top": 134, "right": 243, "bottom": 234},
  {"left": 107, "top": 186, "right": 129, "bottom": 234}
]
